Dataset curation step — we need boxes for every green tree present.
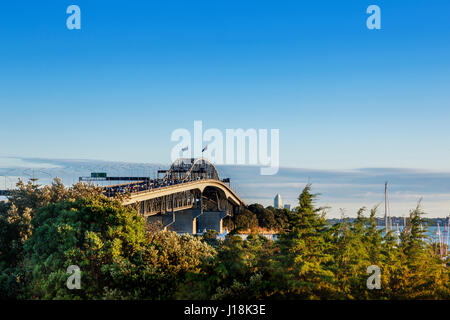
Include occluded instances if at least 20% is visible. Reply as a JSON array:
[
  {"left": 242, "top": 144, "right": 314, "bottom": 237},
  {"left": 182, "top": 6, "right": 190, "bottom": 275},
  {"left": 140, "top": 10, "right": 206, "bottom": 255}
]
[
  {"left": 0, "top": 179, "right": 103, "bottom": 298},
  {"left": 272, "top": 184, "right": 337, "bottom": 299},
  {"left": 22, "top": 195, "right": 146, "bottom": 299},
  {"left": 231, "top": 209, "right": 259, "bottom": 232},
  {"left": 248, "top": 204, "right": 277, "bottom": 230}
]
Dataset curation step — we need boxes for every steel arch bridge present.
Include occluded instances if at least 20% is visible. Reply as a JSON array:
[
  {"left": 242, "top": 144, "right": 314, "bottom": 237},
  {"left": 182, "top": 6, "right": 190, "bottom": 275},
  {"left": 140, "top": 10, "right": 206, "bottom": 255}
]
[{"left": 104, "top": 158, "right": 245, "bottom": 234}]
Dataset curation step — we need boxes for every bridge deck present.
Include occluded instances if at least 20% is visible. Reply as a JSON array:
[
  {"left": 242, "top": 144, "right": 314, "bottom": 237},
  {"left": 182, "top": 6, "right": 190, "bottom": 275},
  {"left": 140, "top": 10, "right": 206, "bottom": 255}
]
[{"left": 119, "top": 179, "right": 244, "bottom": 207}]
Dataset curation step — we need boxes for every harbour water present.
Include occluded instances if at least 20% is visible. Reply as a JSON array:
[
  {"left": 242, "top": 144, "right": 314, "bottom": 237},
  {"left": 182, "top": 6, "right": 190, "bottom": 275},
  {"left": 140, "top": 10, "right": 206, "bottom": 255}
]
[{"left": 231, "top": 226, "right": 447, "bottom": 243}]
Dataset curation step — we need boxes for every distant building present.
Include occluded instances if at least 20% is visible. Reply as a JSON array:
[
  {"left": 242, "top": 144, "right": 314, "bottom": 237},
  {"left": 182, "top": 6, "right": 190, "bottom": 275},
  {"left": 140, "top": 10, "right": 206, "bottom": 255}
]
[
  {"left": 274, "top": 194, "right": 283, "bottom": 209},
  {"left": 284, "top": 204, "right": 291, "bottom": 211}
]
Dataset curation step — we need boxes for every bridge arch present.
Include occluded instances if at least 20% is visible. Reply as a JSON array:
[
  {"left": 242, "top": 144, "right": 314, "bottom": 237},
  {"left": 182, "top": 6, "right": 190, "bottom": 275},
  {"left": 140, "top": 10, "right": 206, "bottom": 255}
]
[{"left": 164, "top": 158, "right": 220, "bottom": 182}]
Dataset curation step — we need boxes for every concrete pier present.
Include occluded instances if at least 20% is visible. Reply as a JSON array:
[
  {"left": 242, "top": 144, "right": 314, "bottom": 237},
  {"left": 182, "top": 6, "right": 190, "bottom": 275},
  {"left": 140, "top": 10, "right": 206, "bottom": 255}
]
[
  {"left": 146, "top": 209, "right": 227, "bottom": 234},
  {"left": 197, "top": 211, "right": 227, "bottom": 234}
]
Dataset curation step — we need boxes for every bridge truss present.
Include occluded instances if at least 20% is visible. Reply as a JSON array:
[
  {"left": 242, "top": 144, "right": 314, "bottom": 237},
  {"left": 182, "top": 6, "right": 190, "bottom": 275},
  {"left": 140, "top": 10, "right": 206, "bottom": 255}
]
[{"left": 163, "top": 158, "right": 220, "bottom": 182}]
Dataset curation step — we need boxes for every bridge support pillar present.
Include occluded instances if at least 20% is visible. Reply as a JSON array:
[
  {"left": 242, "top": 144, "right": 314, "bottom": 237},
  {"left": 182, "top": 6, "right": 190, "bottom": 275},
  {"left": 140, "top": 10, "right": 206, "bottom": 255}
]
[
  {"left": 197, "top": 211, "right": 227, "bottom": 234},
  {"left": 146, "top": 208, "right": 227, "bottom": 235},
  {"left": 168, "top": 209, "right": 199, "bottom": 234},
  {"left": 146, "top": 214, "right": 174, "bottom": 229}
]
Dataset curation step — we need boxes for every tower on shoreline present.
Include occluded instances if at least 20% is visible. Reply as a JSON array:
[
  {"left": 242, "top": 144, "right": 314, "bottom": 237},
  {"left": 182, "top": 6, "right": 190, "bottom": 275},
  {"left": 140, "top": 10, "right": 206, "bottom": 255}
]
[{"left": 274, "top": 194, "right": 283, "bottom": 209}]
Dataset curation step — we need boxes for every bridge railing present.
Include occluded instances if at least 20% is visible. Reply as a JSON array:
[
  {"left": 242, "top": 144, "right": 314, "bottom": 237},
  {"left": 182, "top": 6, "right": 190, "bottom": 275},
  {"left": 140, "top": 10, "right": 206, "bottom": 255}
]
[
  {"left": 105, "top": 178, "right": 211, "bottom": 198},
  {"left": 123, "top": 178, "right": 211, "bottom": 197}
]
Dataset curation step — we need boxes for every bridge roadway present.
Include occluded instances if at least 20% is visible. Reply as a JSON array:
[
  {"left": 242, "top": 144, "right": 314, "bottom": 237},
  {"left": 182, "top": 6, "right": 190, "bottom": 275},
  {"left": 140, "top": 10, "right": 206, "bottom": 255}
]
[{"left": 121, "top": 178, "right": 244, "bottom": 207}]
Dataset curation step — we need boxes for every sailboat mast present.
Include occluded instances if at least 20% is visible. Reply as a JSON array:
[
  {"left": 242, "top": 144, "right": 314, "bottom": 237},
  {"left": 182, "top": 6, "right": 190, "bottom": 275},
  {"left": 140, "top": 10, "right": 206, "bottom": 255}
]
[
  {"left": 447, "top": 215, "right": 450, "bottom": 256},
  {"left": 396, "top": 223, "right": 400, "bottom": 245},
  {"left": 437, "top": 223, "right": 442, "bottom": 257},
  {"left": 385, "top": 182, "right": 389, "bottom": 232}
]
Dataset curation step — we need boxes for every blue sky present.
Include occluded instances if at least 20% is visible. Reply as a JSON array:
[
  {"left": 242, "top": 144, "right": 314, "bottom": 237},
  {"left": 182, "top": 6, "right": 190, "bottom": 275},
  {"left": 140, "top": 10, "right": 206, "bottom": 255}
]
[{"left": 1, "top": 0, "right": 450, "bottom": 170}]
